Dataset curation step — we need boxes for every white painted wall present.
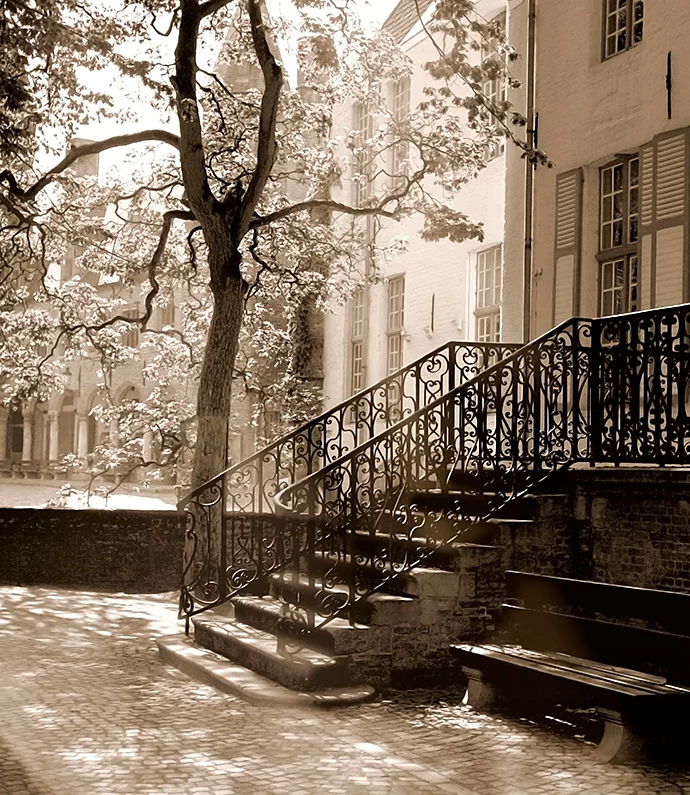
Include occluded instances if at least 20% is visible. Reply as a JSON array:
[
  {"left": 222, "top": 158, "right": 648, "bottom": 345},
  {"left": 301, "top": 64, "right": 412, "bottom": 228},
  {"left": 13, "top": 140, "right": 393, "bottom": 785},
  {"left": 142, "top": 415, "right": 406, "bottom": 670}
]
[
  {"left": 503, "top": 0, "right": 690, "bottom": 337},
  {"left": 323, "top": 0, "right": 509, "bottom": 409}
]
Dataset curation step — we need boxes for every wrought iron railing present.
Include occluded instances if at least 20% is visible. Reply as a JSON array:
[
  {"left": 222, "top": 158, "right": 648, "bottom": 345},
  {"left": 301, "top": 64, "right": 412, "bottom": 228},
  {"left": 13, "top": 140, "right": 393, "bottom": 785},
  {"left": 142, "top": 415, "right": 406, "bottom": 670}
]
[
  {"left": 178, "top": 340, "right": 520, "bottom": 621},
  {"left": 271, "top": 303, "right": 690, "bottom": 643}
]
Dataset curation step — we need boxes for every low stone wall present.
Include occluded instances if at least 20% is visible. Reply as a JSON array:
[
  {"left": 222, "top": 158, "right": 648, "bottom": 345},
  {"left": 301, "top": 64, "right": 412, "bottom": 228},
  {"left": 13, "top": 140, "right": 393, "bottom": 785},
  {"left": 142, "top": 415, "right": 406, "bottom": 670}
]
[{"left": 0, "top": 508, "right": 186, "bottom": 592}]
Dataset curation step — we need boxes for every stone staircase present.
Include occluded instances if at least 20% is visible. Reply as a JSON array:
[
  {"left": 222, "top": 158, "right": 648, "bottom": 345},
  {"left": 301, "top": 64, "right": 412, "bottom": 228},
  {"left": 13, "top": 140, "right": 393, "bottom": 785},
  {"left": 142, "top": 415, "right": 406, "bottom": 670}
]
[
  {"left": 163, "top": 467, "right": 551, "bottom": 697},
  {"left": 169, "top": 304, "right": 690, "bottom": 701}
]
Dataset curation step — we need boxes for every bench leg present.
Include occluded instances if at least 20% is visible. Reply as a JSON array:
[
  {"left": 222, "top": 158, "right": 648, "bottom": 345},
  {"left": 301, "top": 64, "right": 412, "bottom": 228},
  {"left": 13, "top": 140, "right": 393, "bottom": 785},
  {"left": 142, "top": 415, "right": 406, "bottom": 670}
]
[
  {"left": 462, "top": 666, "right": 500, "bottom": 711},
  {"left": 596, "top": 710, "right": 646, "bottom": 764}
]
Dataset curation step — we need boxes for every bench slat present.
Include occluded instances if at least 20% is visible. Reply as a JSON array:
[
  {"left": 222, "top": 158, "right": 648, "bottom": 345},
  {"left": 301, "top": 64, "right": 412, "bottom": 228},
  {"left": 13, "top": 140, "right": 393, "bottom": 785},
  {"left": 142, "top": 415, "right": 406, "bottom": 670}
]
[
  {"left": 452, "top": 643, "right": 664, "bottom": 698},
  {"left": 478, "top": 644, "right": 677, "bottom": 695},
  {"left": 499, "top": 604, "right": 690, "bottom": 683},
  {"left": 501, "top": 646, "right": 668, "bottom": 687},
  {"left": 506, "top": 571, "right": 690, "bottom": 636}
]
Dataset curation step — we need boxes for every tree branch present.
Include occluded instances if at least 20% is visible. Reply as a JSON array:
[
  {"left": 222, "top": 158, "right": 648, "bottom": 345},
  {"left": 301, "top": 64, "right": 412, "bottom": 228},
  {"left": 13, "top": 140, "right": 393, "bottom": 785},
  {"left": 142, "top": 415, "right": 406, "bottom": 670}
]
[
  {"left": 199, "top": 0, "right": 235, "bottom": 18},
  {"left": 173, "top": 0, "right": 218, "bottom": 225},
  {"left": 232, "top": 0, "right": 284, "bottom": 242},
  {"left": 250, "top": 198, "right": 398, "bottom": 229},
  {"left": 142, "top": 209, "right": 196, "bottom": 328},
  {"left": 0, "top": 131, "right": 181, "bottom": 202}
]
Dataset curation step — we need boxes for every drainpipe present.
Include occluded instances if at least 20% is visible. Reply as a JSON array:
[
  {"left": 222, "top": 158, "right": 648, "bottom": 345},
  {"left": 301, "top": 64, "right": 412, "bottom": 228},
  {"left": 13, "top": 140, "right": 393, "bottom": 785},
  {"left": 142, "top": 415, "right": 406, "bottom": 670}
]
[{"left": 523, "top": 0, "right": 537, "bottom": 342}]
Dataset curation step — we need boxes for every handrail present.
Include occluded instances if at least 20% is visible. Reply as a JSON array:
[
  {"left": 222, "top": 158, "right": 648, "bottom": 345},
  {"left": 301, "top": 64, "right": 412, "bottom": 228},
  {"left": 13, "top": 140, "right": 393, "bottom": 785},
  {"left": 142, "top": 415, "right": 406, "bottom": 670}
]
[
  {"left": 178, "top": 338, "right": 521, "bottom": 621},
  {"left": 180, "top": 301, "right": 690, "bottom": 632},
  {"left": 178, "top": 339, "right": 520, "bottom": 512},
  {"left": 271, "top": 303, "right": 690, "bottom": 642},
  {"left": 274, "top": 314, "right": 589, "bottom": 513}
]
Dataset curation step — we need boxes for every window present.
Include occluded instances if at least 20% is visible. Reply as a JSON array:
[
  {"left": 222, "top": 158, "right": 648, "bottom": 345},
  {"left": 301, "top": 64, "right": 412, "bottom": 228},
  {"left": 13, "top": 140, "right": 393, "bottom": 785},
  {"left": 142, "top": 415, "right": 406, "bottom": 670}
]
[
  {"left": 386, "top": 276, "right": 405, "bottom": 375},
  {"left": 262, "top": 409, "right": 281, "bottom": 442},
  {"left": 481, "top": 12, "right": 507, "bottom": 160},
  {"left": 599, "top": 157, "right": 639, "bottom": 315},
  {"left": 121, "top": 309, "right": 140, "bottom": 348},
  {"left": 391, "top": 77, "right": 410, "bottom": 187},
  {"left": 603, "top": 0, "right": 643, "bottom": 59},
  {"left": 349, "top": 288, "right": 365, "bottom": 394},
  {"left": 353, "top": 102, "right": 375, "bottom": 206},
  {"left": 475, "top": 245, "right": 502, "bottom": 342},
  {"left": 159, "top": 303, "right": 175, "bottom": 330}
]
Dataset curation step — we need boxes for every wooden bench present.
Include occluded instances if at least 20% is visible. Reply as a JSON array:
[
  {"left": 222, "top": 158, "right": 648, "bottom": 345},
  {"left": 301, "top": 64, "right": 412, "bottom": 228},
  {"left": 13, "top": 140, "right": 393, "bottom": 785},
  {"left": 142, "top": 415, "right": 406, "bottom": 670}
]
[{"left": 451, "top": 571, "right": 690, "bottom": 762}]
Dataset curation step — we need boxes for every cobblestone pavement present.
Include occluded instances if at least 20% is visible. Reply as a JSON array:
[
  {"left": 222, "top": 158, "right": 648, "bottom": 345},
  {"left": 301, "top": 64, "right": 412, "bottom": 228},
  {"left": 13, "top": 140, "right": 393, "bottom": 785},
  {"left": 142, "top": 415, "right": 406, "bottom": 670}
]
[{"left": 1, "top": 587, "right": 690, "bottom": 795}]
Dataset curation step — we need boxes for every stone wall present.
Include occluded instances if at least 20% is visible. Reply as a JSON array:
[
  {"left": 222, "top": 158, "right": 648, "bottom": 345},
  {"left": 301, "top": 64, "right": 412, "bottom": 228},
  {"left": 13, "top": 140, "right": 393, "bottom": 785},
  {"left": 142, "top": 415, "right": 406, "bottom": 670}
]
[
  {"left": 573, "top": 468, "right": 690, "bottom": 592},
  {"left": 0, "top": 508, "right": 186, "bottom": 592},
  {"left": 493, "top": 468, "right": 690, "bottom": 596}
]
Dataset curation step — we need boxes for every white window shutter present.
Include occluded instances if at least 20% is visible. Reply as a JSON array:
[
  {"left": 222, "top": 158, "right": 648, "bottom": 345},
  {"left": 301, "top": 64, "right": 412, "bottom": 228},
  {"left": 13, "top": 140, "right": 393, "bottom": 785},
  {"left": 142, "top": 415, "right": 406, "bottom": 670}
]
[
  {"left": 553, "top": 169, "right": 583, "bottom": 324},
  {"left": 648, "top": 128, "right": 689, "bottom": 307},
  {"left": 638, "top": 141, "right": 655, "bottom": 309}
]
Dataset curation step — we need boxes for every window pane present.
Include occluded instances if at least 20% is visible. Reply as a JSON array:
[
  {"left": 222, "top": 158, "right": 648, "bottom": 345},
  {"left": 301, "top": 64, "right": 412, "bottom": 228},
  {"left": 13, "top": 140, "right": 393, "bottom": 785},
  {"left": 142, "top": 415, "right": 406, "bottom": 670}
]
[{"left": 613, "top": 220, "right": 623, "bottom": 247}]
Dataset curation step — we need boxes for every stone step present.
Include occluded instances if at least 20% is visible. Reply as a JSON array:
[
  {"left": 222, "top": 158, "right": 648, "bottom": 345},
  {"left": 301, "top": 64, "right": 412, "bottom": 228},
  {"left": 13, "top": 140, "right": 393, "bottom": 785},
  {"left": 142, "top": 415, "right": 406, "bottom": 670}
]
[
  {"left": 408, "top": 490, "right": 538, "bottom": 520},
  {"left": 193, "top": 613, "right": 349, "bottom": 692},
  {"left": 232, "top": 595, "right": 392, "bottom": 656},
  {"left": 443, "top": 467, "right": 571, "bottom": 494},
  {"left": 268, "top": 571, "right": 419, "bottom": 626},
  {"left": 157, "top": 634, "right": 375, "bottom": 705},
  {"left": 347, "top": 527, "right": 498, "bottom": 565}
]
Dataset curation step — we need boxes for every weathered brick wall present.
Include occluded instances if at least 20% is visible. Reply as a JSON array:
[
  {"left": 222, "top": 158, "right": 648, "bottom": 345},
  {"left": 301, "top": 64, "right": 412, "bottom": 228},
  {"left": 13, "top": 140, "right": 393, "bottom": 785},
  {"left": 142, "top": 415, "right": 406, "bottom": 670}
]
[
  {"left": 490, "top": 469, "right": 690, "bottom": 595},
  {"left": 0, "top": 508, "right": 186, "bottom": 592},
  {"left": 573, "top": 469, "right": 690, "bottom": 592}
]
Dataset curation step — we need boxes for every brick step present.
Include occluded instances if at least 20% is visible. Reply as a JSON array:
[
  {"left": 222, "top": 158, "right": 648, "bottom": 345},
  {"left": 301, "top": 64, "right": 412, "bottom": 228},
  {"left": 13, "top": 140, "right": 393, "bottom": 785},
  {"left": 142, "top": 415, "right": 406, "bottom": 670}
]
[
  {"left": 268, "top": 571, "right": 419, "bottom": 625},
  {"left": 232, "top": 595, "right": 392, "bottom": 656},
  {"left": 408, "top": 490, "right": 538, "bottom": 519},
  {"left": 192, "top": 614, "right": 349, "bottom": 691},
  {"left": 443, "top": 467, "right": 571, "bottom": 494},
  {"left": 348, "top": 526, "right": 499, "bottom": 563}
]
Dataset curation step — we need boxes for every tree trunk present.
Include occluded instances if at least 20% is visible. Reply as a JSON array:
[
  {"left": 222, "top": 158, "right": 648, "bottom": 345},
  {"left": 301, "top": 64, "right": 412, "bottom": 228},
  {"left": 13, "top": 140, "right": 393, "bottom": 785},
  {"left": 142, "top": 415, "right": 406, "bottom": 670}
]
[{"left": 192, "top": 273, "right": 246, "bottom": 490}]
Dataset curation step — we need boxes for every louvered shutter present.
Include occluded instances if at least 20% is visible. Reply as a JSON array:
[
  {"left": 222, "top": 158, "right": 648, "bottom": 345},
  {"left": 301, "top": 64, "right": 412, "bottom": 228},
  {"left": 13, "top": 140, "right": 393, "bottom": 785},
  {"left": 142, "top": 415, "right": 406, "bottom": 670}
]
[
  {"left": 638, "top": 142, "right": 655, "bottom": 309},
  {"left": 640, "top": 128, "right": 689, "bottom": 308},
  {"left": 553, "top": 169, "right": 583, "bottom": 324}
]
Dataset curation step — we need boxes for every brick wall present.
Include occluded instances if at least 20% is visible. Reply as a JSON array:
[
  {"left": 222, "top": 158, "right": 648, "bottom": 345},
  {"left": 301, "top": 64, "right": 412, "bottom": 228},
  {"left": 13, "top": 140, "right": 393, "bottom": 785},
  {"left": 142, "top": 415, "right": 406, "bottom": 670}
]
[
  {"left": 0, "top": 508, "right": 186, "bottom": 592},
  {"left": 491, "top": 469, "right": 690, "bottom": 595},
  {"left": 573, "top": 469, "right": 690, "bottom": 592}
]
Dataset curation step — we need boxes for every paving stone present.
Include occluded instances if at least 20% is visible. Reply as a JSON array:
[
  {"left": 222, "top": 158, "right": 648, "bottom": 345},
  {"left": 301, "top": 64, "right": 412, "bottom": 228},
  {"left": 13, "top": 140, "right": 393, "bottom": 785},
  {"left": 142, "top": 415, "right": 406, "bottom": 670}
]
[{"left": 1, "top": 586, "right": 690, "bottom": 794}]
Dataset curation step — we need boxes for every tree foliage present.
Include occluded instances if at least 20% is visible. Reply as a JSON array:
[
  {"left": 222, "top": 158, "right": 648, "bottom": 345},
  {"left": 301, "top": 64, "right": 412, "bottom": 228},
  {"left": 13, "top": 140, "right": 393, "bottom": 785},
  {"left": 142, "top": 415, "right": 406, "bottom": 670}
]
[{"left": 0, "top": 0, "right": 538, "bottom": 493}]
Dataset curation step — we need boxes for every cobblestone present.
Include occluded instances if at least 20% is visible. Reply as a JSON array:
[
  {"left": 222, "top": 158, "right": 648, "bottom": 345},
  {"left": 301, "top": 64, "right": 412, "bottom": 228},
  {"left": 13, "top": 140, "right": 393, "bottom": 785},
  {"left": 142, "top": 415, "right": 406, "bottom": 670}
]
[{"left": 1, "top": 586, "right": 690, "bottom": 794}]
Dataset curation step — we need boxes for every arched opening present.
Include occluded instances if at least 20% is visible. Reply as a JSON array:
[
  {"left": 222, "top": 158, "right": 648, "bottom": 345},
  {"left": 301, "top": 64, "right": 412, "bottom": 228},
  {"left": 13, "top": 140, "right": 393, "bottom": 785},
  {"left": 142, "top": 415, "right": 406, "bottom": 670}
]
[
  {"left": 58, "top": 391, "right": 77, "bottom": 458},
  {"left": 85, "top": 392, "right": 101, "bottom": 455},
  {"left": 7, "top": 406, "right": 23, "bottom": 462},
  {"left": 34, "top": 403, "right": 47, "bottom": 464}
]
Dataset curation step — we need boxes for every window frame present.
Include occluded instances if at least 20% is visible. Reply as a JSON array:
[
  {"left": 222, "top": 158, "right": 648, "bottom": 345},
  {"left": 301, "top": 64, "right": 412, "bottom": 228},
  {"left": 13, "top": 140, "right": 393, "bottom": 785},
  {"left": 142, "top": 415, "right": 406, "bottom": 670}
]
[
  {"left": 597, "top": 155, "right": 640, "bottom": 316},
  {"left": 121, "top": 308, "right": 140, "bottom": 349},
  {"left": 602, "top": 0, "right": 644, "bottom": 61},
  {"left": 480, "top": 11, "right": 507, "bottom": 161},
  {"left": 386, "top": 275, "right": 405, "bottom": 375},
  {"left": 349, "top": 288, "right": 366, "bottom": 395},
  {"left": 390, "top": 76, "right": 411, "bottom": 187},
  {"left": 474, "top": 245, "right": 502, "bottom": 342},
  {"left": 352, "top": 101, "right": 376, "bottom": 206}
]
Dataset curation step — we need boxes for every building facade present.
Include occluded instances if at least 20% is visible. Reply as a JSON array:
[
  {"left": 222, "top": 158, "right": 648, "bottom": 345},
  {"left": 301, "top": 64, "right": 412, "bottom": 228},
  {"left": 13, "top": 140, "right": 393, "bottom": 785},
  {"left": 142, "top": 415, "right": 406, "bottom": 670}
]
[
  {"left": 323, "top": 0, "right": 512, "bottom": 410},
  {"left": 503, "top": 0, "right": 689, "bottom": 338}
]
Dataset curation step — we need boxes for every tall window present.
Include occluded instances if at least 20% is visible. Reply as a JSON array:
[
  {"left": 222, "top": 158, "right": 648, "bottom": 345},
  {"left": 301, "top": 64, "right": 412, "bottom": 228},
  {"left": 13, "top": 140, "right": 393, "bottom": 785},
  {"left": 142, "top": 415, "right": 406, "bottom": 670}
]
[
  {"left": 603, "top": 0, "right": 643, "bottom": 59},
  {"left": 349, "top": 288, "right": 365, "bottom": 394},
  {"left": 386, "top": 276, "right": 405, "bottom": 375},
  {"left": 481, "top": 12, "right": 507, "bottom": 160},
  {"left": 353, "top": 102, "right": 375, "bottom": 206},
  {"left": 599, "top": 157, "right": 639, "bottom": 316},
  {"left": 391, "top": 77, "right": 410, "bottom": 187},
  {"left": 121, "top": 308, "right": 140, "bottom": 348},
  {"left": 475, "top": 245, "right": 502, "bottom": 342}
]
